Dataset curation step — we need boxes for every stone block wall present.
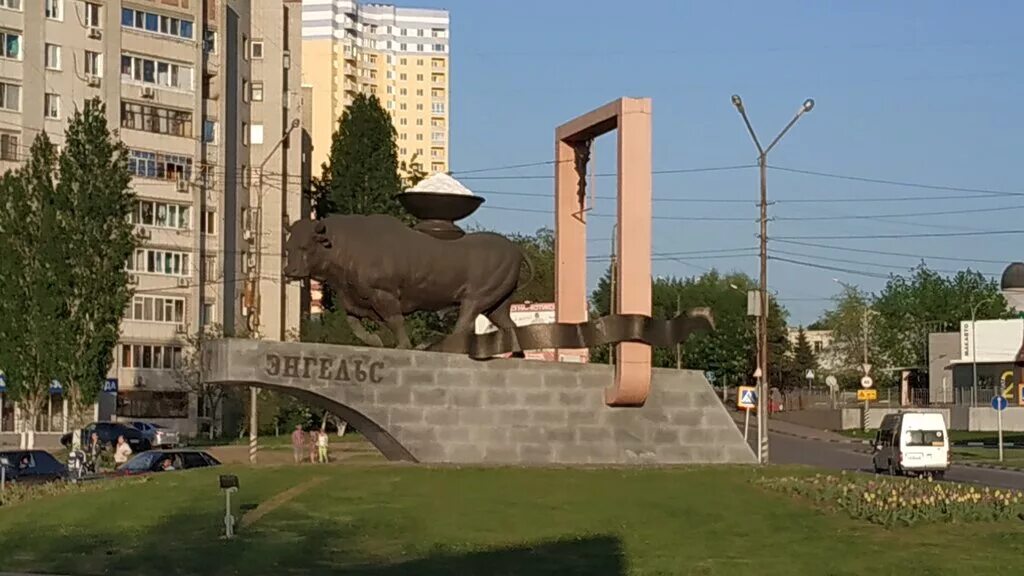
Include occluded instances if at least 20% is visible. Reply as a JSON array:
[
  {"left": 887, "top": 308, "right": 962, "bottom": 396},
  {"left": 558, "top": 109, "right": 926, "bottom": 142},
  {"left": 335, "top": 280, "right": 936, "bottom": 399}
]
[{"left": 206, "top": 339, "right": 756, "bottom": 465}]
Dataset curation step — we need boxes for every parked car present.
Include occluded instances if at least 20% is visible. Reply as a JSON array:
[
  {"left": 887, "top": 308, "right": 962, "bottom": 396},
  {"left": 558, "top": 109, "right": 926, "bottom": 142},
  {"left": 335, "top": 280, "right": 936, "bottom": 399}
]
[
  {"left": 0, "top": 450, "right": 68, "bottom": 485},
  {"left": 872, "top": 411, "right": 950, "bottom": 478},
  {"left": 60, "top": 422, "right": 151, "bottom": 453},
  {"left": 114, "top": 449, "right": 221, "bottom": 476},
  {"left": 128, "top": 421, "right": 180, "bottom": 448}
]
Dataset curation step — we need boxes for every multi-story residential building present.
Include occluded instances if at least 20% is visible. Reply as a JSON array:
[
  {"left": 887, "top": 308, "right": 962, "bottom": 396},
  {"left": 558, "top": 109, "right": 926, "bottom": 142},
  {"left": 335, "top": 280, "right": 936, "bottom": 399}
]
[
  {"left": 0, "top": 0, "right": 307, "bottom": 437},
  {"left": 300, "top": 0, "right": 449, "bottom": 314}
]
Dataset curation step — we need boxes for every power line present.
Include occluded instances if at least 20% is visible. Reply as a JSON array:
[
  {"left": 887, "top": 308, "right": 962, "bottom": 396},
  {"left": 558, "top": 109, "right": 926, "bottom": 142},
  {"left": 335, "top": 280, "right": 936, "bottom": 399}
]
[
  {"left": 450, "top": 160, "right": 562, "bottom": 175},
  {"left": 456, "top": 164, "right": 757, "bottom": 181},
  {"left": 769, "top": 165, "right": 1024, "bottom": 197},
  {"left": 769, "top": 248, "right": 999, "bottom": 277},
  {"left": 774, "top": 230, "right": 1024, "bottom": 241},
  {"left": 769, "top": 238, "right": 1012, "bottom": 265},
  {"left": 478, "top": 204, "right": 754, "bottom": 221},
  {"left": 769, "top": 256, "right": 893, "bottom": 280},
  {"left": 773, "top": 204, "right": 1024, "bottom": 221}
]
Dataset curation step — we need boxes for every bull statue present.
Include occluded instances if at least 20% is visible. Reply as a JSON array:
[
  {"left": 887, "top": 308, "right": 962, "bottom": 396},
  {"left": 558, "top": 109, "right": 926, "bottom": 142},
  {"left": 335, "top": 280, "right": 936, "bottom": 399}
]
[{"left": 283, "top": 214, "right": 530, "bottom": 349}]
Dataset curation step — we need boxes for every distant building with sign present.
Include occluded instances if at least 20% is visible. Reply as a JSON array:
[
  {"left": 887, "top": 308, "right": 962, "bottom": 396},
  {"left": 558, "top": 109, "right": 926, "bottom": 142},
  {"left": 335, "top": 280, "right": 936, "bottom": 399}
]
[{"left": 475, "top": 303, "right": 590, "bottom": 363}]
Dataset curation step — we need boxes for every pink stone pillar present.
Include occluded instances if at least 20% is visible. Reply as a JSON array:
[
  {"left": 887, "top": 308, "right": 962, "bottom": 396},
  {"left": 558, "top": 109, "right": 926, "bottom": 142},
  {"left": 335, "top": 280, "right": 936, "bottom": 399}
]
[{"left": 555, "top": 98, "right": 653, "bottom": 406}]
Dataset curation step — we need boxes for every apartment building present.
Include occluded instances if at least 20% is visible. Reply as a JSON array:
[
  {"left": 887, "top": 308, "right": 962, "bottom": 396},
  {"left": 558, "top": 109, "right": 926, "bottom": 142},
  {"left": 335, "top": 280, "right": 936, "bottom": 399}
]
[
  {"left": 0, "top": 0, "right": 306, "bottom": 437},
  {"left": 300, "top": 0, "right": 449, "bottom": 315},
  {"left": 301, "top": 0, "right": 449, "bottom": 175}
]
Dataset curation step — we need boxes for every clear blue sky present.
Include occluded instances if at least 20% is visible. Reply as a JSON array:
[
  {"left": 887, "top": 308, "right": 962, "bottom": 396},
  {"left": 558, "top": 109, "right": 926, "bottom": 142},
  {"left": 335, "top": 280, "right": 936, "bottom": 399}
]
[{"left": 428, "top": 0, "right": 1022, "bottom": 325}]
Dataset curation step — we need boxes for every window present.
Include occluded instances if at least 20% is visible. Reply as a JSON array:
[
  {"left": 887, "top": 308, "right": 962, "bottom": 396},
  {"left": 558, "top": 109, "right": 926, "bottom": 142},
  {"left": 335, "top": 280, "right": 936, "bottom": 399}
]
[
  {"left": 125, "top": 296, "right": 186, "bottom": 323},
  {"left": 0, "top": 0, "right": 19, "bottom": 11},
  {"left": 417, "top": 59, "right": 424, "bottom": 66},
  {"left": 203, "top": 29, "right": 217, "bottom": 53},
  {"left": 416, "top": 118, "right": 424, "bottom": 126},
  {"left": 116, "top": 391, "right": 188, "bottom": 418},
  {"left": 398, "top": 133, "right": 406, "bottom": 141},
  {"left": 0, "top": 131, "right": 18, "bottom": 160},
  {"left": 121, "top": 54, "right": 193, "bottom": 90},
  {"left": 44, "top": 94, "right": 60, "bottom": 119},
  {"left": 432, "top": 28, "right": 445, "bottom": 38},
  {"left": 250, "top": 81, "right": 263, "bottom": 102},
  {"left": 120, "top": 8, "right": 192, "bottom": 39},
  {"left": 242, "top": 79, "right": 249, "bottom": 102},
  {"left": 399, "top": 73, "right": 406, "bottom": 81},
  {"left": 906, "top": 430, "right": 945, "bottom": 447},
  {"left": 203, "top": 255, "right": 217, "bottom": 278},
  {"left": 433, "top": 44, "right": 444, "bottom": 53},
  {"left": 400, "top": 58, "right": 407, "bottom": 65},
  {"left": 416, "top": 103, "right": 423, "bottom": 111},
  {"left": 127, "top": 149, "right": 193, "bottom": 181},
  {"left": 45, "top": 44, "right": 61, "bottom": 70},
  {"left": 128, "top": 199, "right": 190, "bottom": 230},
  {"left": 399, "top": 118, "right": 407, "bottom": 126},
  {"left": 0, "top": 30, "right": 21, "bottom": 60},
  {"left": 399, "top": 103, "right": 407, "bottom": 111},
  {"left": 85, "top": 51, "right": 102, "bottom": 76},
  {"left": 45, "top": 0, "right": 61, "bottom": 20},
  {"left": 200, "top": 210, "right": 216, "bottom": 235},
  {"left": 431, "top": 102, "right": 445, "bottom": 114},
  {"left": 415, "top": 134, "right": 423, "bottom": 141},
  {"left": 399, "top": 88, "right": 407, "bottom": 96},
  {"left": 0, "top": 82, "right": 19, "bottom": 111},
  {"left": 416, "top": 74, "right": 423, "bottom": 81},
  {"left": 241, "top": 122, "right": 249, "bottom": 146},
  {"left": 418, "top": 29, "right": 425, "bottom": 37},
  {"left": 121, "top": 102, "right": 193, "bottom": 138},
  {"left": 250, "top": 124, "right": 263, "bottom": 145},
  {"left": 431, "top": 131, "right": 444, "bottom": 143},
  {"left": 416, "top": 89, "right": 423, "bottom": 96},
  {"left": 432, "top": 58, "right": 445, "bottom": 69},
  {"left": 250, "top": 41, "right": 263, "bottom": 59},
  {"left": 202, "top": 119, "right": 216, "bottom": 143},
  {"left": 84, "top": 2, "right": 101, "bottom": 28},
  {"left": 201, "top": 303, "right": 215, "bottom": 326},
  {"left": 242, "top": 35, "right": 249, "bottom": 60},
  {"left": 125, "top": 248, "right": 191, "bottom": 277}
]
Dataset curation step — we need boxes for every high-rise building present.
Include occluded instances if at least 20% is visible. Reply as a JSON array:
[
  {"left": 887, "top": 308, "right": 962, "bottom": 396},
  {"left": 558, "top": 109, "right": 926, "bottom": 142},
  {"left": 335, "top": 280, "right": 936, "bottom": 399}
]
[
  {"left": 0, "top": 0, "right": 307, "bottom": 436},
  {"left": 300, "top": 1, "right": 449, "bottom": 315},
  {"left": 300, "top": 0, "right": 450, "bottom": 176}
]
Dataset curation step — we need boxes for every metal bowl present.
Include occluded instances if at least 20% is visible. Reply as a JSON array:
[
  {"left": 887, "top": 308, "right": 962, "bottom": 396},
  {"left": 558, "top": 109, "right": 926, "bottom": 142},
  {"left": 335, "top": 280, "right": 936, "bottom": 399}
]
[{"left": 399, "top": 191, "right": 484, "bottom": 222}]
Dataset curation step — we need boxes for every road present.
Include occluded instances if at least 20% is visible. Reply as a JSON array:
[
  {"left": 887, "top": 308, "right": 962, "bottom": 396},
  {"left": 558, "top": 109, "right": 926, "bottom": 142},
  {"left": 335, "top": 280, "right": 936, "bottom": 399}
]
[{"left": 746, "top": 421, "right": 1024, "bottom": 490}]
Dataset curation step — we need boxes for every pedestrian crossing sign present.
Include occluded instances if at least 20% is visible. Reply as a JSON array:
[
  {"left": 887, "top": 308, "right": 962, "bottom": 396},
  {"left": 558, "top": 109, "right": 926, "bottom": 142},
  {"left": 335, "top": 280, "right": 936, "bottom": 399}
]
[{"left": 738, "top": 386, "right": 757, "bottom": 410}]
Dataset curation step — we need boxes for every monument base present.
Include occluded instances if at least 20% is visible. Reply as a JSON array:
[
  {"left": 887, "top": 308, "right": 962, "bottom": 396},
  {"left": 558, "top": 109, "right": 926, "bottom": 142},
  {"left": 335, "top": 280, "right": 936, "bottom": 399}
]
[{"left": 206, "top": 339, "right": 755, "bottom": 465}]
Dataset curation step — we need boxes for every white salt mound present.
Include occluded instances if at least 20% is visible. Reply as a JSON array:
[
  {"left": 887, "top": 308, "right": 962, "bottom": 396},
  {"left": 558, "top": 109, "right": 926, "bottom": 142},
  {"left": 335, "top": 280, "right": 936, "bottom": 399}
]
[{"left": 406, "top": 172, "right": 474, "bottom": 196}]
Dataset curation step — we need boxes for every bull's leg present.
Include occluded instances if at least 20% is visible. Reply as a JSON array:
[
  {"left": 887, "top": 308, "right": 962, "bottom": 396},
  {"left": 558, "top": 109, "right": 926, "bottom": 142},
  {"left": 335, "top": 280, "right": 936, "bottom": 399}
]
[
  {"left": 372, "top": 293, "right": 413, "bottom": 349},
  {"left": 486, "top": 298, "right": 525, "bottom": 358},
  {"left": 452, "top": 302, "right": 481, "bottom": 335},
  {"left": 345, "top": 314, "right": 384, "bottom": 348}
]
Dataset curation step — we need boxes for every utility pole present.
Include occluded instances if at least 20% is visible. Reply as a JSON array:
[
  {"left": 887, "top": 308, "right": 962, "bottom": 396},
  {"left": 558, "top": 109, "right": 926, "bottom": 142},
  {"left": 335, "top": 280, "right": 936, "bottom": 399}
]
[
  {"left": 248, "top": 119, "right": 301, "bottom": 465},
  {"left": 732, "top": 95, "right": 815, "bottom": 465},
  {"left": 675, "top": 293, "right": 682, "bottom": 369},
  {"left": 970, "top": 296, "right": 995, "bottom": 407},
  {"left": 609, "top": 223, "right": 617, "bottom": 365}
]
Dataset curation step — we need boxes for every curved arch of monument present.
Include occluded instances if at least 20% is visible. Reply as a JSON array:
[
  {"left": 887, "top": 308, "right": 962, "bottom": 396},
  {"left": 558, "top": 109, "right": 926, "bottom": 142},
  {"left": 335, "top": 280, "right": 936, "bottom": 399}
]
[
  {"left": 204, "top": 338, "right": 755, "bottom": 465},
  {"left": 218, "top": 380, "right": 416, "bottom": 462}
]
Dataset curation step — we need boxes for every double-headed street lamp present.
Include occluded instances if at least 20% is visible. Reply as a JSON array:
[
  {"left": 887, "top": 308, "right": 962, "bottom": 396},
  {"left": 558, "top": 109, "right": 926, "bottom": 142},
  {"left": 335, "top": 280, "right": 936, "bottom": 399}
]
[
  {"left": 731, "top": 95, "right": 815, "bottom": 464},
  {"left": 970, "top": 296, "right": 996, "bottom": 407}
]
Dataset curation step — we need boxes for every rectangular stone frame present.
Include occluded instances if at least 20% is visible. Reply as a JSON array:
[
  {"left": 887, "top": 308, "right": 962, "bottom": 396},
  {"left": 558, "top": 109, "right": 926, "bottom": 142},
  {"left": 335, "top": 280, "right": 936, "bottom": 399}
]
[{"left": 555, "top": 98, "right": 653, "bottom": 406}]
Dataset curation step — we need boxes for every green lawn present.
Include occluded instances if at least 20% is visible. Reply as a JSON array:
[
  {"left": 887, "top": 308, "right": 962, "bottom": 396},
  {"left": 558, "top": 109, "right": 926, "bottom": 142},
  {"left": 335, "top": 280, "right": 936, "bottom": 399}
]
[
  {"left": 187, "top": 430, "right": 367, "bottom": 449},
  {"left": 1, "top": 465, "right": 1023, "bottom": 575},
  {"left": 954, "top": 447, "right": 1024, "bottom": 469}
]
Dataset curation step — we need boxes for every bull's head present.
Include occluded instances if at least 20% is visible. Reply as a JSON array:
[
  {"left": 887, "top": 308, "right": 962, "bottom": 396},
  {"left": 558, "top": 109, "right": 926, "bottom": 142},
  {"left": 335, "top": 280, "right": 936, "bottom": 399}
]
[{"left": 282, "top": 218, "right": 333, "bottom": 280}]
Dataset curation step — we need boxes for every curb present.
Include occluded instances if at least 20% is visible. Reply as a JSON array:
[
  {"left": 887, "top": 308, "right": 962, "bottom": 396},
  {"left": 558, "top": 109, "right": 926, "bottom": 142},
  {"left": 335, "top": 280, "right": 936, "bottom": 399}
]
[
  {"left": 957, "top": 461, "right": 1023, "bottom": 472},
  {"left": 955, "top": 442, "right": 1024, "bottom": 449}
]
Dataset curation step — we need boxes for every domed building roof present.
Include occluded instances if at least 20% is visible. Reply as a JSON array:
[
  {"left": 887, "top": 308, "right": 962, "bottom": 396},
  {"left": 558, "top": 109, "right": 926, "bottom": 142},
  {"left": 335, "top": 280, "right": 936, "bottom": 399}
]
[{"left": 1001, "top": 262, "right": 1024, "bottom": 290}]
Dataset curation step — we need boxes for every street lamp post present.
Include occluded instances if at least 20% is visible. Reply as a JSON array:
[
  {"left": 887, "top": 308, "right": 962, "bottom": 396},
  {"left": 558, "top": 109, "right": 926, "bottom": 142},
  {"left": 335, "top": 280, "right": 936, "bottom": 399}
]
[
  {"left": 970, "top": 296, "right": 995, "bottom": 407},
  {"left": 731, "top": 95, "right": 815, "bottom": 464}
]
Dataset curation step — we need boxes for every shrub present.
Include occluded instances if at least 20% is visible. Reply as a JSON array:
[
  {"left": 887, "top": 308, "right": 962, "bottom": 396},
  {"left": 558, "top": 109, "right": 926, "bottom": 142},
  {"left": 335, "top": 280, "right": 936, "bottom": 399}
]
[{"left": 758, "top": 473, "right": 1024, "bottom": 527}]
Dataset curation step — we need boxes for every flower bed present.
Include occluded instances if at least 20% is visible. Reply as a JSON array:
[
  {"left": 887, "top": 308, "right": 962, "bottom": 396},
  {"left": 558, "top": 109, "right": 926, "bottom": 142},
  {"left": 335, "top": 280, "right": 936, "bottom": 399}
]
[{"left": 758, "top": 473, "right": 1024, "bottom": 526}]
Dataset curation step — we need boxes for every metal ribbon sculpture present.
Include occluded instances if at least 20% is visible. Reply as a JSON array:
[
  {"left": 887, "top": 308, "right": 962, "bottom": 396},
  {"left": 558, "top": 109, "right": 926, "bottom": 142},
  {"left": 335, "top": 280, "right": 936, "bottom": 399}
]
[{"left": 428, "top": 307, "right": 715, "bottom": 359}]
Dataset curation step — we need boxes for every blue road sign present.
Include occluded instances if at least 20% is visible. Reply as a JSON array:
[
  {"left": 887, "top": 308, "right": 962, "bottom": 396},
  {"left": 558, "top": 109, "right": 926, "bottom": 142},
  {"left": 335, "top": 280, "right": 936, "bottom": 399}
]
[
  {"left": 49, "top": 379, "right": 62, "bottom": 394},
  {"left": 738, "top": 387, "right": 758, "bottom": 409},
  {"left": 0, "top": 371, "right": 5, "bottom": 393},
  {"left": 992, "top": 395, "right": 1009, "bottom": 411},
  {"left": 102, "top": 378, "right": 118, "bottom": 393}
]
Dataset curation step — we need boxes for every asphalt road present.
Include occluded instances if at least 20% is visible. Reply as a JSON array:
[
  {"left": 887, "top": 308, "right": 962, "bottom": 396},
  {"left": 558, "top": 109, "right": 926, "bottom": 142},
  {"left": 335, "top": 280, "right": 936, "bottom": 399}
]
[{"left": 747, "top": 422, "right": 1024, "bottom": 490}]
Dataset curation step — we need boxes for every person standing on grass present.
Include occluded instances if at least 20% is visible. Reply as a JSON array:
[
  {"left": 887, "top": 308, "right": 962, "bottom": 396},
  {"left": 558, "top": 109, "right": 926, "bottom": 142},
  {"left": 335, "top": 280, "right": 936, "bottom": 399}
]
[
  {"left": 308, "top": 430, "right": 319, "bottom": 463},
  {"left": 317, "top": 427, "right": 329, "bottom": 463},
  {"left": 291, "top": 424, "right": 305, "bottom": 464}
]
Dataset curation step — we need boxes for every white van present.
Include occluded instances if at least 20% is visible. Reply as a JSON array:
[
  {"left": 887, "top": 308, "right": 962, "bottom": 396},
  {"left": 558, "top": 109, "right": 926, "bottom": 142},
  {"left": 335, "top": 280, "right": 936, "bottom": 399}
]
[{"left": 872, "top": 412, "right": 950, "bottom": 478}]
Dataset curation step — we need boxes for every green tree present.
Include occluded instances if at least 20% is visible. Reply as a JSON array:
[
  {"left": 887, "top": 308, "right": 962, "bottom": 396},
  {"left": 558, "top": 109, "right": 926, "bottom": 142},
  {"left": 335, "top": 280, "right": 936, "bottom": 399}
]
[
  {"left": 873, "top": 265, "right": 1010, "bottom": 373},
  {"left": 785, "top": 327, "right": 818, "bottom": 390},
  {"left": 175, "top": 325, "right": 230, "bottom": 439},
  {"left": 819, "top": 282, "right": 877, "bottom": 388},
  {"left": 53, "top": 99, "right": 137, "bottom": 416},
  {"left": 314, "top": 93, "right": 408, "bottom": 221},
  {"left": 0, "top": 134, "right": 64, "bottom": 444}
]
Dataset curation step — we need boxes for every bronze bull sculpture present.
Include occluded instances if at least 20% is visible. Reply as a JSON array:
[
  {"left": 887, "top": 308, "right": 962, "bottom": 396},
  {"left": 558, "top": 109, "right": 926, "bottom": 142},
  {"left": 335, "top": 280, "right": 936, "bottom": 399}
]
[{"left": 283, "top": 214, "right": 531, "bottom": 349}]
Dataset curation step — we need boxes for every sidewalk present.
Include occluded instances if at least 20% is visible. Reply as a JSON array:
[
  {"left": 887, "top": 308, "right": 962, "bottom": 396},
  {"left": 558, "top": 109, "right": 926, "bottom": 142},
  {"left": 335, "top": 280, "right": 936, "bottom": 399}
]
[{"left": 729, "top": 411, "right": 870, "bottom": 445}]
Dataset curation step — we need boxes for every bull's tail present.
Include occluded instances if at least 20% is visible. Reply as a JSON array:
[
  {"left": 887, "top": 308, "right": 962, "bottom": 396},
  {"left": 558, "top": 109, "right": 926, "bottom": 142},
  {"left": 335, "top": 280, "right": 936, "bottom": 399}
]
[{"left": 518, "top": 254, "right": 536, "bottom": 293}]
